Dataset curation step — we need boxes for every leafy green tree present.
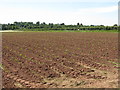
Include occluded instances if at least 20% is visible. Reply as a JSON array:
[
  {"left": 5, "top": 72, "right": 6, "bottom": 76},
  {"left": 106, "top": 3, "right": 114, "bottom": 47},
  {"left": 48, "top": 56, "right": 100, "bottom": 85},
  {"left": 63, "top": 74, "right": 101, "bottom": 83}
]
[
  {"left": 60, "top": 23, "right": 65, "bottom": 25},
  {"left": 36, "top": 21, "right": 40, "bottom": 26},
  {"left": 113, "top": 24, "right": 117, "bottom": 26},
  {"left": 80, "top": 23, "right": 83, "bottom": 26},
  {"left": 77, "top": 23, "right": 79, "bottom": 26}
]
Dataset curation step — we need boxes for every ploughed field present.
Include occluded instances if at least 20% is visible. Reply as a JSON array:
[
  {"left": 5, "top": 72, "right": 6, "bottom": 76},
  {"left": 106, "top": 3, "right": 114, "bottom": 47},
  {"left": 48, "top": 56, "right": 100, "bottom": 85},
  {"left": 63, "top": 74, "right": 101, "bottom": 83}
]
[{"left": 2, "top": 32, "right": 118, "bottom": 88}]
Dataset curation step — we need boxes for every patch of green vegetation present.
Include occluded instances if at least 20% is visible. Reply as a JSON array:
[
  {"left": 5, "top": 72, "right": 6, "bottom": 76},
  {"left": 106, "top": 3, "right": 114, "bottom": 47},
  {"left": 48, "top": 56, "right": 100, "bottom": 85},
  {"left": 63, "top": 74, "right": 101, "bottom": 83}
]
[
  {"left": 14, "top": 30, "right": 118, "bottom": 32},
  {"left": 76, "top": 30, "right": 118, "bottom": 32},
  {"left": 14, "top": 82, "right": 24, "bottom": 88},
  {"left": 0, "top": 63, "right": 4, "bottom": 70},
  {"left": 74, "top": 81, "right": 86, "bottom": 86},
  {"left": 108, "top": 61, "right": 120, "bottom": 67},
  {"left": 108, "top": 61, "right": 120, "bottom": 65},
  {"left": 0, "top": 64, "right": 10, "bottom": 72}
]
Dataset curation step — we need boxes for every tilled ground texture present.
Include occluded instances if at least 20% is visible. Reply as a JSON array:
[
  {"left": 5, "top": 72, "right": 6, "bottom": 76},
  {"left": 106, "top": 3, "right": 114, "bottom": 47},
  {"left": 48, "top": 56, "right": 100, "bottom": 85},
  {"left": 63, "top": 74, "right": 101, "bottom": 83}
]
[{"left": 2, "top": 32, "right": 118, "bottom": 88}]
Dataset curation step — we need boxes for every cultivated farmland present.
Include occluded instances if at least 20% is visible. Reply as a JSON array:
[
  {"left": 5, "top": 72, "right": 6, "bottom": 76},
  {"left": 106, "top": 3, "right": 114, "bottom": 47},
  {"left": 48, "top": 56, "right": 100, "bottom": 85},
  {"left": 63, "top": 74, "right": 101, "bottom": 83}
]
[{"left": 2, "top": 32, "right": 118, "bottom": 88}]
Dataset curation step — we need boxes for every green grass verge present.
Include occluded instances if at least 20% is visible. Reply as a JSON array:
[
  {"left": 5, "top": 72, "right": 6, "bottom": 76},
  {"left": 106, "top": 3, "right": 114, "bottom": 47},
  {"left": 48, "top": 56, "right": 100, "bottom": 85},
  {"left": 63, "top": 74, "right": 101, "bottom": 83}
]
[
  {"left": 2, "top": 29, "right": 119, "bottom": 32},
  {"left": 14, "top": 29, "right": 119, "bottom": 32}
]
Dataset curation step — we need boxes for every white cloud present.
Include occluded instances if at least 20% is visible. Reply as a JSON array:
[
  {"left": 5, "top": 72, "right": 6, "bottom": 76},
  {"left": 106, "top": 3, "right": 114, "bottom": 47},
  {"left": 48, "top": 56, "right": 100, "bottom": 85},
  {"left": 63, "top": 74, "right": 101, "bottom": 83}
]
[
  {"left": 78, "top": 6, "right": 118, "bottom": 13},
  {"left": 0, "top": 5, "right": 117, "bottom": 25}
]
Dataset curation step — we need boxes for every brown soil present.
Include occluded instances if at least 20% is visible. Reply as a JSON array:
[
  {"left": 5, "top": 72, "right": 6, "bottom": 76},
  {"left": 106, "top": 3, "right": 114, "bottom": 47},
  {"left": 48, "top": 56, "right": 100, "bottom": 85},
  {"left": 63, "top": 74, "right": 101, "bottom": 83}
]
[{"left": 2, "top": 32, "right": 118, "bottom": 88}]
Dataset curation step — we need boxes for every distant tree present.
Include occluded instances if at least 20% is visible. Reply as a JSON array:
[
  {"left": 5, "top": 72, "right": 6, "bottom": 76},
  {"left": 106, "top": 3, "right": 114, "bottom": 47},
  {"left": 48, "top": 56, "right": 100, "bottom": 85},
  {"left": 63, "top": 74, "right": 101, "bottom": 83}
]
[
  {"left": 105, "top": 26, "right": 111, "bottom": 30},
  {"left": 28, "top": 22, "right": 33, "bottom": 25},
  {"left": 36, "top": 21, "right": 40, "bottom": 25},
  {"left": 77, "top": 23, "right": 80, "bottom": 26},
  {"left": 42, "top": 22, "right": 46, "bottom": 25},
  {"left": 90, "top": 25, "right": 94, "bottom": 26},
  {"left": 49, "top": 23, "right": 53, "bottom": 25},
  {"left": 49, "top": 23, "right": 53, "bottom": 28},
  {"left": 80, "top": 23, "right": 83, "bottom": 26},
  {"left": 60, "top": 23, "right": 65, "bottom": 25},
  {"left": 113, "top": 24, "right": 117, "bottom": 26},
  {"left": 14, "top": 21, "right": 18, "bottom": 25},
  {"left": 100, "top": 25, "right": 104, "bottom": 26}
]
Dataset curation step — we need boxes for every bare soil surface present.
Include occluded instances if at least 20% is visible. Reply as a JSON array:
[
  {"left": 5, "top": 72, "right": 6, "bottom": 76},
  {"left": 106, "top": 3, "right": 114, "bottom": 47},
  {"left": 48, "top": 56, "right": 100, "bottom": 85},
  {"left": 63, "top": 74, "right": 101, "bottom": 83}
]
[{"left": 2, "top": 32, "right": 118, "bottom": 88}]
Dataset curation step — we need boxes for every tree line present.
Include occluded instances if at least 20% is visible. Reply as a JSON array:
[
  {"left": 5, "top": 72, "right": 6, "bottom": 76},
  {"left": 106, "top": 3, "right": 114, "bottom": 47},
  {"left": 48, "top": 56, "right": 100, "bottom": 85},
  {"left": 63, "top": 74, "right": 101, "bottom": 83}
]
[{"left": 1, "top": 21, "right": 118, "bottom": 31}]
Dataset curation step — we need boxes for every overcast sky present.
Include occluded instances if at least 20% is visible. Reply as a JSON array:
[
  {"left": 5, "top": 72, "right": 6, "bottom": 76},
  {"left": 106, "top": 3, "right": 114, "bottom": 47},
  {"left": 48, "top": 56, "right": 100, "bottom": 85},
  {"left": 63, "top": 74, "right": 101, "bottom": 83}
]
[{"left": 0, "top": 0, "right": 119, "bottom": 25}]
